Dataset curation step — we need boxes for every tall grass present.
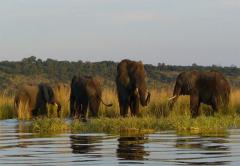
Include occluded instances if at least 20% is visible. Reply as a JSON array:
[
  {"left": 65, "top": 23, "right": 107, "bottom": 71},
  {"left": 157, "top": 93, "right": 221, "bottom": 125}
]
[
  {"left": 100, "top": 88, "right": 240, "bottom": 118},
  {"left": 53, "top": 83, "right": 70, "bottom": 117},
  {"left": 14, "top": 86, "right": 240, "bottom": 120},
  {"left": 0, "top": 93, "right": 14, "bottom": 119},
  {"left": 17, "top": 101, "right": 31, "bottom": 120},
  {"left": 230, "top": 88, "right": 240, "bottom": 114},
  {"left": 2, "top": 86, "right": 240, "bottom": 134}
]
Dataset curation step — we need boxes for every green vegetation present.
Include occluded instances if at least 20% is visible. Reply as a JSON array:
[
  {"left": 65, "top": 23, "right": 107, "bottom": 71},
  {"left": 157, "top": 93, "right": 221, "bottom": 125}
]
[
  {"left": 26, "top": 114, "right": 240, "bottom": 135},
  {"left": 30, "top": 117, "right": 69, "bottom": 134},
  {"left": 1, "top": 56, "right": 240, "bottom": 93}
]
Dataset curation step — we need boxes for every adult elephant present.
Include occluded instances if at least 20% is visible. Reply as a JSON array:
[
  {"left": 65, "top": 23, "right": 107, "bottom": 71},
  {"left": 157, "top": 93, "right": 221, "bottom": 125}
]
[
  {"left": 116, "top": 59, "right": 151, "bottom": 117},
  {"left": 14, "top": 83, "right": 61, "bottom": 117},
  {"left": 70, "top": 75, "right": 112, "bottom": 121},
  {"left": 168, "top": 71, "right": 230, "bottom": 118}
]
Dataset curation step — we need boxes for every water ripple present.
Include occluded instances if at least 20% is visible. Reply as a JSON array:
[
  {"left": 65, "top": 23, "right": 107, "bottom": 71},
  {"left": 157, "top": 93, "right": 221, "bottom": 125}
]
[{"left": 0, "top": 119, "right": 240, "bottom": 165}]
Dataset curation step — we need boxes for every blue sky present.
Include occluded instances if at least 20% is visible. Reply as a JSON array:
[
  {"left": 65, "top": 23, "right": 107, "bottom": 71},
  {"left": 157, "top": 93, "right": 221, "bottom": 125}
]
[{"left": 0, "top": 0, "right": 239, "bottom": 66}]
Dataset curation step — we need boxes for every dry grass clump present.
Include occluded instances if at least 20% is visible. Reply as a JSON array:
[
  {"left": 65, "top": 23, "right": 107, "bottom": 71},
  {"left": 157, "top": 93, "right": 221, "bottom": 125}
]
[
  {"left": 0, "top": 93, "right": 14, "bottom": 119},
  {"left": 230, "top": 88, "right": 240, "bottom": 114},
  {"left": 53, "top": 83, "right": 70, "bottom": 117},
  {"left": 16, "top": 101, "right": 31, "bottom": 120}
]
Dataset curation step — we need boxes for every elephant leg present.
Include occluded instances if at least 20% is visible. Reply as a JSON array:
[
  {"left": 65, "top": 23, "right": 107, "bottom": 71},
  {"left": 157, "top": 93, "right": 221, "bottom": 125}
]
[
  {"left": 32, "top": 108, "right": 38, "bottom": 117},
  {"left": 73, "top": 103, "right": 80, "bottom": 119},
  {"left": 211, "top": 97, "right": 219, "bottom": 114},
  {"left": 119, "top": 101, "right": 129, "bottom": 117},
  {"left": 117, "top": 86, "right": 129, "bottom": 117},
  {"left": 70, "top": 95, "right": 76, "bottom": 117},
  {"left": 130, "top": 94, "right": 140, "bottom": 116},
  {"left": 38, "top": 103, "right": 47, "bottom": 116},
  {"left": 80, "top": 102, "right": 88, "bottom": 122},
  {"left": 89, "top": 98, "right": 100, "bottom": 118},
  {"left": 190, "top": 95, "right": 200, "bottom": 118}
]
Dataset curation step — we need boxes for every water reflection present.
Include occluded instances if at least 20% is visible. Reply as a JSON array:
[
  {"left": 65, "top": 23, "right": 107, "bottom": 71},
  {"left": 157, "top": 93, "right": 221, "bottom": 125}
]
[
  {"left": 175, "top": 134, "right": 231, "bottom": 165},
  {"left": 70, "top": 135, "right": 103, "bottom": 155},
  {"left": 117, "top": 135, "right": 149, "bottom": 161},
  {"left": 2, "top": 119, "right": 240, "bottom": 165}
]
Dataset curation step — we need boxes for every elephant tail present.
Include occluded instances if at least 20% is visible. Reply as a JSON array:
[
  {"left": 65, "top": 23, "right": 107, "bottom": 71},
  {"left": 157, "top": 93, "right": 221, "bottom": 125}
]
[
  {"left": 99, "top": 97, "right": 113, "bottom": 107},
  {"left": 14, "top": 96, "right": 19, "bottom": 113}
]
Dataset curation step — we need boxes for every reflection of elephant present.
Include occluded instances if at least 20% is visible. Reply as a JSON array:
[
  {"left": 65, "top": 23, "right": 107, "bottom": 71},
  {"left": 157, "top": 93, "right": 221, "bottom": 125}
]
[
  {"left": 116, "top": 59, "right": 151, "bottom": 117},
  {"left": 70, "top": 75, "right": 112, "bottom": 121},
  {"left": 70, "top": 135, "right": 102, "bottom": 154},
  {"left": 175, "top": 135, "right": 230, "bottom": 165},
  {"left": 169, "top": 71, "right": 230, "bottom": 117},
  {"left": 14, "top": 83, "right": 61, "bottom": 117},
  {"left": 117, "top": 136, "right": 149, "bottom": 160}
]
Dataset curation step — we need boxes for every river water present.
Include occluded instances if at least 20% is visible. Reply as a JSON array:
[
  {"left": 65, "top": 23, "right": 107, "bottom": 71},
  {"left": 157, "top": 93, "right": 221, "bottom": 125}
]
[{"left": 0, "top": 119, "right": 240, "bottom": 165}]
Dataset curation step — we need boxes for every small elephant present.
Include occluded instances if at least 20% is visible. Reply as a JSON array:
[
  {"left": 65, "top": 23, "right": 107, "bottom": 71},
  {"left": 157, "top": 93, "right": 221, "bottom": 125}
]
[
  {"left": 169, "top": 71, "right": 230, "bottom": 118},
  {"left": 70, "top": 75, "right": 112, "bottom": 121},
  {"left": 14, "top": 83, "right": 61, "bottom": 117},
  {"left": 116, "top": 59, "right": 151, "bottom": 117}
]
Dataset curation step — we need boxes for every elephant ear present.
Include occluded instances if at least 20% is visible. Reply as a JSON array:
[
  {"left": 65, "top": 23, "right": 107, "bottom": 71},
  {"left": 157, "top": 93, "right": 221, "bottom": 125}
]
[
  {"left": 183, "top": 72, "right": 195, "bottom": 92},
  {"left": 129, "top": 61, "right": 144, "bottom": 81}
]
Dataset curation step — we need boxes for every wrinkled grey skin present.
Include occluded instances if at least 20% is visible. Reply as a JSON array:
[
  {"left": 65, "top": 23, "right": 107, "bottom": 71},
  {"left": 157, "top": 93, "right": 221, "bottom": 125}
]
[
  {"left": 169, "top": 71, "right": 230, "bottom": 118},
  {"left": 116, "top": 59, "right": 151, "bottom": 117},
  {"left": 70, "top": 75, "right": 112, "bottom": 121},
  {"left": 14, "top": 83, "right": 61, "bottom": 117}
]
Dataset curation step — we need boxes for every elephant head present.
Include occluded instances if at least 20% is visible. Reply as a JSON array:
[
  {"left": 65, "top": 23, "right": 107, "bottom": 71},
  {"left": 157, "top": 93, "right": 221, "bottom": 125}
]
[
  {"left": 168, "top": 71, "right": 197, "bottom": 107},
  {"left": 131, "top": 61, "right": 151, "bottom": 106},
  {"left": 40, "top": 83, "right": 62, "bottom": 117}
]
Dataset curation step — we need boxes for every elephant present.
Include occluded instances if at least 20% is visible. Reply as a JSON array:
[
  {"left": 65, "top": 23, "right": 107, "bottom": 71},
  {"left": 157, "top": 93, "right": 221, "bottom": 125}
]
[
  {"left": 116, "top": 59, "right": 151, "bottom": 117},
  {"left": 14, "top": 83, "right": 61, "bottom": 117},
  {"left": 168, "top": 71, "right": 230, "bottom": 118},
  {"left": 70, "top": 75, "right": 112, "bottom": 121}
]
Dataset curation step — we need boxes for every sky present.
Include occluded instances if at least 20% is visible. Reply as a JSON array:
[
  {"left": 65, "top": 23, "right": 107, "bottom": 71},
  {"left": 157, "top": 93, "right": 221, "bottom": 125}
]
[{"left": 0, "top": 0, "right": 239, "bottom": 66}]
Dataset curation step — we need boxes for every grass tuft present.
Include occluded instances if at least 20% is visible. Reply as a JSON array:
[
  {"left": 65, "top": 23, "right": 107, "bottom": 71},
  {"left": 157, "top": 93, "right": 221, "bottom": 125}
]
[
  {"left": 30, "top": 117, "right": 69, "bottom": 134},
  {"left": 0, "top": 94, "right": 14, "bottom": 119}
]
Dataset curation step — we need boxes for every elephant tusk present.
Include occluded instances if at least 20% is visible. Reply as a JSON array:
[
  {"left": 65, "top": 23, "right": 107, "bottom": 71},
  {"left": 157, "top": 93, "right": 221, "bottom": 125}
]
[
  {"left": 135, "top": 88, "right": 139, "bottom": 93},
  {"left": 168, "top": 95, "right": 177, "bottom": 101},
  {"left": 54, "top": 103, "right": 58, "bottom": 107}
]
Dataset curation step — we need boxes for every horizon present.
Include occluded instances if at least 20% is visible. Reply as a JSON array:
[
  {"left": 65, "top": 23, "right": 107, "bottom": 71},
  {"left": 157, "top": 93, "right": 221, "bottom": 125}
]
[
  {"left": 0, "top": 0, "right": 239, "bottom": 66},
  {"left": 0, "top": 56, "right": 239, "bottom": 68}
]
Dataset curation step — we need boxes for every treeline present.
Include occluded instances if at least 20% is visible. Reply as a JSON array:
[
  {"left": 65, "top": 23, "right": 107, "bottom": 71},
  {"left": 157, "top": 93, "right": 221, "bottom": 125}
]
[{"left": 0, "top": 56, "right": 240, "bottom": 92}]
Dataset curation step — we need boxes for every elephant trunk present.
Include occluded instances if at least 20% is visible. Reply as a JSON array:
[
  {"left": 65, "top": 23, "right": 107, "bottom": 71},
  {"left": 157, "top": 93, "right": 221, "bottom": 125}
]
[
  {"left": 49, "top": 100, "right": 61, "bottom": 118},
  {"left": 138, "top": 88, "right": 151, "bottom": 106},
  {"left": 55, "top": 102, "right": 61, "bottom": 118},
  {"left": 168, "top": 83, "right": 181, "bottom": 109}
]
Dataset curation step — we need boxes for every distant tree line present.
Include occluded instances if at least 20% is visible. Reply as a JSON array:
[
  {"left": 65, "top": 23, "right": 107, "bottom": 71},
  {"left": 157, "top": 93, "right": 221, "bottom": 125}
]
[{"left": 0, "top": 56, "right": 240, "bottom": 92}]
